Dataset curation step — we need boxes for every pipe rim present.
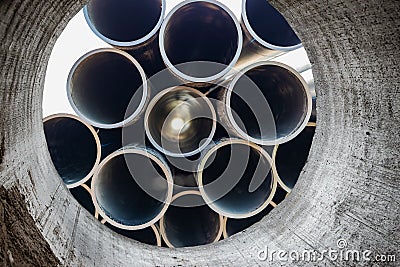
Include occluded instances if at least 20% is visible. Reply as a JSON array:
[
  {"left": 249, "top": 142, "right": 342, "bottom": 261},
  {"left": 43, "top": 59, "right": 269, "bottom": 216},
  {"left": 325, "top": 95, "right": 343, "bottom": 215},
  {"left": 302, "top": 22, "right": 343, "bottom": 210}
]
[
  {"left": 241, "top": 0, "right": 303, "bottom": 51},
  {"left": 101, "top": 220, "right": 162, "bottom": 246},
  {"left": 91, "top": 147, "right": 173, "bottom": 230},
  {"left": 159, "top": 0, "right": 243, "bottom": 83},
  {"left": 43, "top": 113, "right": 101, "bottom": 189},
  {"left": 66, "top": 48, "right": 148, "bottom": 129},
  {"left": 83, "top": 0, "right": 166, "bottom": 48},
  {"left": 144, "top": 86, "right": 217, "bottom": 158},
  {"left": 73, "top": 183, "right": 99, "bottom": 218},
  {"left": 151, "top": 224, "right": 162, "bottom": 247},
  {"left": 78, "top": 183, "right": 100, "bottom": 219},
  {"left": 226, "top": 61, "right": 312, "bottom": 145},
  {"left": 197, "top": 139, "right": 278, "bottom": 219},
  {"left": 272, "top": 122, "right": 317, "bottom": 193},
  {"left": 159, "top": 190, "right": 224, "bottom": 248}
]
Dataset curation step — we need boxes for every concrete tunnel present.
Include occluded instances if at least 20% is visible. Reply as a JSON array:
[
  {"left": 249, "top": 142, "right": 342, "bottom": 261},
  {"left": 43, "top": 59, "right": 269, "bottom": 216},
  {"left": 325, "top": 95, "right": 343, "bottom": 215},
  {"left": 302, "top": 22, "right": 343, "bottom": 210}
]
[{"left": 0, "top": 0, "right": 399, "bottom": 265}]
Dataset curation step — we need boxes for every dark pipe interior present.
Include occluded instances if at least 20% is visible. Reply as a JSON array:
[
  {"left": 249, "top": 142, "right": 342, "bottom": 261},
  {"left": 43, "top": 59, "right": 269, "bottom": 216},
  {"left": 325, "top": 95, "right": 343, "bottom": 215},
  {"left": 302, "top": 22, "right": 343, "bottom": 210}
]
[
  {"left": 272, "top": 186, "right": 288, "bottom": 204},
  {"left": 275, "top": 126, "right": 316, "bottom": 189},
  {"left": 70, "top": 51, "right": 144, "bottom": 125},
  {"left": 172, "top": 169, "right": 197, "bottom": 188},
  {"left": 147, "top": 88, "right": 214, "bottom": 155},
  {"left": 163, "top": 2, "right": 239, "bottom": 78},
  {"left": 310, "top": 97, "right": 317, "bottom": 123},
  {"left": 245, "top": 0, "right": 301, "bottom": 47},
  {"left": 225, "top": 205, "right": 273, "bottom": 237},
  {"left": 44, "top": 117, "right": 97, "bottom": 185},
  {"left": 104, "top": 223, "right": 158, "bottom": 246},
  {"left": 86, "top": 0, "right": 162, "bottom": 42},
  {"left": 94, "top": 153, "right": 169, "bottom": 227},
  {"left": 230, "top": 64, "right": 308, "bottom": 140},
  {"left": 163, "top": 193, "right": 220, "bottom": 247},
  {"left": 97, "top": 128, "right": 122, "bottom": 160},
  {"left": 201, "top": 142, "right": 273, "bottom": 216},
  {"left": 69, "top": 186, "right": 96, "bottom": 215}
]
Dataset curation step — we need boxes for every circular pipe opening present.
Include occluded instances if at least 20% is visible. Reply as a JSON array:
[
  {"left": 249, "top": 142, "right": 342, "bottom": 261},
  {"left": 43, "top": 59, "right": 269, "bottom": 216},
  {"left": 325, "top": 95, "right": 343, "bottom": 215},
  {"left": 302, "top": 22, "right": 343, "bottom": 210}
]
[
  {"left": 43, "top": 113, "right": 101, "bottom": 188},
  {"left": 226, "top": 61, "right": 312, "bottom": 145},
  {"left": 197, "top": 139, "right": 277, "bottom": 218},
  {"left": 273, "top": 123, "right": 316, "bottom": 192},
  {"left": 159, "top": 0, "right": 243, "bottom": 82},
  {"left": 160, "top": 190, "right": 223, "bottom": 248},
  {"left": 83, "top": 0, "right": 165, "bottom": 48},
  {"left": 145, "top": 86, "right": 216, "bottom": 157},
  {"left": 242, "top": 0, "right": 302, "bottom": 51},
  {"left": 92, "top": 147, "right": 173, "bottom": 230},
  {"left": 67, "top": 48, "right": 148, "bottom": 129}
]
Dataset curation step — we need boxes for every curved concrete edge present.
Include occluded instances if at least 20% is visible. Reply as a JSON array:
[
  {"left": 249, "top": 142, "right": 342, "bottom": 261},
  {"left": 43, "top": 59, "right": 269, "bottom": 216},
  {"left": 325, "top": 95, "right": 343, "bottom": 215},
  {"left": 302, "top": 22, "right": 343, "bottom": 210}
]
[{"left": 0, "top": 0, "right": 399, "bottom": 266}]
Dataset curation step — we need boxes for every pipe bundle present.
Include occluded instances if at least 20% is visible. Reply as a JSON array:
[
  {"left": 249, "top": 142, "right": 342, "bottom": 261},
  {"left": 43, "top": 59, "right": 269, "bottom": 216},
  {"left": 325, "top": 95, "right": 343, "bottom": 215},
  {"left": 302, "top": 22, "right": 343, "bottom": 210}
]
[{"left": 43, "top": 0, "right": 317, "bottom": 247}]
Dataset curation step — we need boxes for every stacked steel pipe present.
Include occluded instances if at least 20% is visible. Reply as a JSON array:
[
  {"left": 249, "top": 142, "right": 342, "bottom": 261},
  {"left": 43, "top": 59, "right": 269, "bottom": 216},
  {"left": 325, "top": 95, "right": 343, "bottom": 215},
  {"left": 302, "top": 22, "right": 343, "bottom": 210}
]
[{"left": 43, "top": 0, "right": 317, "bottom": 247}]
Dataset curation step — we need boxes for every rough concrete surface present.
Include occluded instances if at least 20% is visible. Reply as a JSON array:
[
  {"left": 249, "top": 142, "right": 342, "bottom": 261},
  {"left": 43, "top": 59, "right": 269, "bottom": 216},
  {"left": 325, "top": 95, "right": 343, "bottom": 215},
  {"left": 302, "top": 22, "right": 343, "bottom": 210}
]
[
  {"left": 0, "top": 186, "right": 60, "bottom": 266},
  {"left": 0, "top": 0, "right": 399, "bottom": 266}
]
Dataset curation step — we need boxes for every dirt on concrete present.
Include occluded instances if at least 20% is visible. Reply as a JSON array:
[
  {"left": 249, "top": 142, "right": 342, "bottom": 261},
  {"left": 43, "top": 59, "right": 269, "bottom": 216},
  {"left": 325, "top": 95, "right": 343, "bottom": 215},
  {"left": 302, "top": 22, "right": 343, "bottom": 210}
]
[{"left": 0, "top": 186, "right": 60, "bottom": 266}]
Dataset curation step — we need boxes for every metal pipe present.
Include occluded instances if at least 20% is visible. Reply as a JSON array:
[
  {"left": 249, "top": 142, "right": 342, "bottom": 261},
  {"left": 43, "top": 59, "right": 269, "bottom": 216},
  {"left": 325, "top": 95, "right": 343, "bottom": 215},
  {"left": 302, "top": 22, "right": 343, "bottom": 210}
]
[
  {"left": 222, "top": 203, "right": 274, "bottom": 238},
  {"left": 67, "top": 48, "right": 148, "bottom": 129},
  {"left": 160, "top": 190, "right": 223, "bottom": 248},
  {"left": 91, "top": 147, "right": 173, "bottom": 230},
  {"left": 145, "top": 86, "right": 216, "bottom": 157},
  {"left": 83, "top": 0, "right": 165, "bottom": 49},
  {"left": 43, "top": 114, "right": 101, "bottom": 188},
  {"left": 237, "top": 0, "right": 302, "bottom": 68},
  {"left": 197, "top": 139, "right": 277, "bottom": 219},
  {"left": 69, "top": 184, "right": 97, "bottom": 216},
  {"left": 219, "top": 61, "right": 312, "bottom": 145},
  {"left": 103, "top": 221, "right": 162, "bottom": 247},
  {"left": 272, "top": 122, "right": 316, "bottom": 193},
  {"left": 159, "top": 0, "right": 242, "bottom": 83}
]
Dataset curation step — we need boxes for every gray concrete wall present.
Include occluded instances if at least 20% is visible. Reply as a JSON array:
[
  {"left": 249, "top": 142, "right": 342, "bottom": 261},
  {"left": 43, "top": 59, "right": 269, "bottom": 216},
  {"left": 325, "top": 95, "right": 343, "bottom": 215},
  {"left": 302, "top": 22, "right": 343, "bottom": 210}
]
[{"left": 0, "top": 0, "right": 399, "bottom": 266}]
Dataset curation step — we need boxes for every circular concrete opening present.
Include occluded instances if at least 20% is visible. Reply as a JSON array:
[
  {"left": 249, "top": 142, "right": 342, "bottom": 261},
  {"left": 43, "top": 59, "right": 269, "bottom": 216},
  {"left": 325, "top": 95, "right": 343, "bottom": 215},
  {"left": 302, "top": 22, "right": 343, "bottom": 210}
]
[{"left": 0, "top": 0, "right": 398, "bottom": 265}]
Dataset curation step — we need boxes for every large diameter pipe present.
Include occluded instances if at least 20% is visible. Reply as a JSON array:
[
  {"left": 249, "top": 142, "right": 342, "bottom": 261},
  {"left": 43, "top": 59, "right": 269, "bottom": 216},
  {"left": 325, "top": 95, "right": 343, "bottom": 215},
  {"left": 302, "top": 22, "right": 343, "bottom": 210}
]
[
  {"left": 145, "top": 86, "right": 216, "bottom": 157},
  {"left": 83, "top": 0, "right": 165, "bottom": 49},
  {"left": 91, "top": 147, "right": 173, "bottom": 230},
  {"left": 272, "top": 122, "right": 316, "bottom": 193},
  {"left": 223, "top": 203, "right": 274, "bottom": 238},
  {"left": 159, "top": 0, "right": 242, "bottom": 83},
  {"left": 237, "top": 0, "right": 302, "bottom": 67},
  {"left": 160, "top": 190, "right": 223, "bottom": 248},
  {"left": 219, "top": 61, "right": 312, "bottom": 145},
  {"left": 67, "top": 48, "right": 148, "bottom": 129},
  {"left": 43, "top": 114, "right": 101, "bottom": 188},
  {"left": 197, "top": 139, "right": 277, "bottom": 219},
  {"left": 103, "top": 222, "right": 161, "bottom": 247}
]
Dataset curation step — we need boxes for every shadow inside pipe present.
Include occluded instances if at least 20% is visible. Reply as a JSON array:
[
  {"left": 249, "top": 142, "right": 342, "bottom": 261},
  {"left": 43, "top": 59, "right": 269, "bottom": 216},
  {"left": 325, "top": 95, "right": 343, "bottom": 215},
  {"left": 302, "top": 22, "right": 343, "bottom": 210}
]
[
  {"left": 200, "top": 141, "right": 274, "bottom": 217},
  {"left": 104, "top": 222, "right": 160, "bottom": 246},
  {"left": 43, "top": 115, "right": 99, "bottom": 186},
  {"left": 244, "top": 0, "right": 301, "bottom": 48},
  {"left": 275, "top": 125, "right": 316, "bottom": 190},
  {"left": 93, "top": 150, "right": 171, "bottom": 229},
  {"left": 228, "top": 63, "right": 310, "bottom": 143},
  {"left": 85, "top": 0, "right": 163, "bottom": 44},
  {"left": 161, "top": 1, "right": 241, "bottom": 80},
  {"left": 68, "top": 49, "right": 146, "bottom": 127},
  {"left": 161, "top": 192, "right": 222, "bottom": 248}
]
